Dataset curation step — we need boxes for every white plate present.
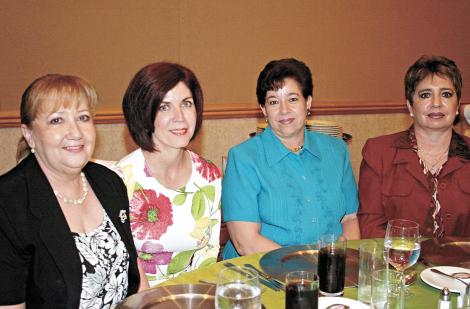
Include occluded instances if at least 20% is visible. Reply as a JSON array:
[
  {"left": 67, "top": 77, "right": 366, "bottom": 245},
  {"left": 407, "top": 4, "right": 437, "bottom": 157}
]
[
  {"left": 319, "top": 296, "right": 370, "bottom": 308},
  {"left": 420, "top": 266, "right": 470, "bottom": 293}
]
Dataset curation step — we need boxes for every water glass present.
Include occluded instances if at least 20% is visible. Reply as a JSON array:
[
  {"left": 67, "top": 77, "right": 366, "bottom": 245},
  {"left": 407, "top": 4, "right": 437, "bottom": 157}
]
[
  {"left": 358, "top": 240, "right": 387, "bottom": 304},
  {"left": 215, "top": 266, "right": 262, "bottom": 309},
  {"left": 317, "top": 234, "right": 347, "bottom": 296},
  {"left": 285, "top": 271, "right": 319, "bottom": 309},
  {"left": 371, "top": 269, "right": 404, "bottom": 309}
]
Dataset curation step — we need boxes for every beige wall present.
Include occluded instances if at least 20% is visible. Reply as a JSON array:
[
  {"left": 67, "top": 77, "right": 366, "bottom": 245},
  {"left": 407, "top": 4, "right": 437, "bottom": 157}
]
[
  {"left": 0, "top": 113, "right": 412, "bottom": 178},
  {"left": 1, "top": 0, "right": 470, "bottom": 113},
  {"left": 0, "top": 1, "right": 467, "bottom": 178}
]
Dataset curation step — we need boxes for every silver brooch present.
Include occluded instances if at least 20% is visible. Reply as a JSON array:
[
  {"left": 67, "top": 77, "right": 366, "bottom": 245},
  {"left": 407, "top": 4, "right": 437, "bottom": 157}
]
[{"left": 119, "top": 210, "right": 127, "bottom": 223}]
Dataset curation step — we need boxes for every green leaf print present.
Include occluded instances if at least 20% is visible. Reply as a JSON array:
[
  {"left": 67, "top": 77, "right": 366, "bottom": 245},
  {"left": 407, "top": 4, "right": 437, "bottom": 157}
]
[
  {"left": 134, "top": 182, "right": 144, "bottom": 192},
  {"left": 200, "top": 185, "right": 215, "bottom": 202},
  {"left": 146, "top": 274, "right": 157, "bottom": 281},
  {"left": 199, "top": 257, "right": 216, "bottom": 268},
  {"left": 210, "top": 219, "right": 218, "bottom": 228},
  {"left": 167, "top": 250, "right": 197, "bottom": 274},
  {"left": 173, "top": 193, "right": 187, "bottom": 205},
  {"left": 191, "top": 191, "right": 205, "bottom": 220}
]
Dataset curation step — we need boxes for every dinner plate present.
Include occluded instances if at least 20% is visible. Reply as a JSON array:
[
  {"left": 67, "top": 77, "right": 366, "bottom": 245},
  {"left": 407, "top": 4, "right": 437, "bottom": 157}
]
[
  {"left": 420, "top": 266, "right": 470, "bottom": 293},
  {"left": 319, "top": 296, "right": 370, "bottom": 309},
  {"left": 259, "top": 244, "right": 359, "bottom": 287},
  {"left": 420, "top": 237, "right": 470, "bottom": 268},
  {"left": 116, "top": 284, "right": 216, "bottom": 309}
]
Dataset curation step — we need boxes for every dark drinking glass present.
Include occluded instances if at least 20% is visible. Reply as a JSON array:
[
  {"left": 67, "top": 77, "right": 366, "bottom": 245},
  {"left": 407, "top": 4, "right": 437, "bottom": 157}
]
[
  {"left": 285, "top": 271, "right": 318, "bottom": 309},
  {"left": 317, "top": 234, "right": 346, "bottom": 296}
]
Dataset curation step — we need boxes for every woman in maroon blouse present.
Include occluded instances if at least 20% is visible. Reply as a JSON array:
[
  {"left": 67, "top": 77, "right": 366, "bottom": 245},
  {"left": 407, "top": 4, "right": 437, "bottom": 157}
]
[{"left": 358, "top": 55, "right": 470, "bottom": 238}]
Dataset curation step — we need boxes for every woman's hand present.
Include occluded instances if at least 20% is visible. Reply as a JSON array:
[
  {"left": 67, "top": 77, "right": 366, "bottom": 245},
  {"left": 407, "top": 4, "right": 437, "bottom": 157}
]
[
  {"left": 340, "top": 214, "right": 360, "bottom": 240},
  {"left": 137, "top": 260, "right": 150, "bottom": 292},
  {"left": 226, "top": 221, "right": 281, "bottom": 256}
]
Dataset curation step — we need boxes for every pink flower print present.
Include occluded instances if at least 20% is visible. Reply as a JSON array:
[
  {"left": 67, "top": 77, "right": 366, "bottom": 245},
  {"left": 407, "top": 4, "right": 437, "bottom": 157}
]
[
  {"left": 143, "top": 162, "right": 153, "bottom": 178},
  {"left": 138, "top": 241, "right": 173, "bottom": 274},
  {"left": 130, "top": 189, "right": 173, "bottom": 240},
  {"left": 191, "top": 153, "right": 221, "bottom": 182}
]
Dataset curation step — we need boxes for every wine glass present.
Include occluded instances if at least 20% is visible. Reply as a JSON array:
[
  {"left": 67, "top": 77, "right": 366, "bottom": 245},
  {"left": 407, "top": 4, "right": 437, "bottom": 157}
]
[
  {"left": 215, "top": 265, "right": 262, "bottom": 309},
  {"left": 384, "top": 219, "right": 420, "bottom": 303}
]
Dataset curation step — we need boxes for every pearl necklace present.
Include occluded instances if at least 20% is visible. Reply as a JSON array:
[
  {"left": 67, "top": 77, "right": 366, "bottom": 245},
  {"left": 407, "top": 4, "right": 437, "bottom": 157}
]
[{"left": 54, "top": 172, "right": 88, "bottom": 205}]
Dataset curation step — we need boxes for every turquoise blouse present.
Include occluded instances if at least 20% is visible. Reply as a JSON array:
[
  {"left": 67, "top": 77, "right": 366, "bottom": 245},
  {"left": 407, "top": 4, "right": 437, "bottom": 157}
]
[{"left": 222, "top": 127, "right": 358, "bottom": 259}]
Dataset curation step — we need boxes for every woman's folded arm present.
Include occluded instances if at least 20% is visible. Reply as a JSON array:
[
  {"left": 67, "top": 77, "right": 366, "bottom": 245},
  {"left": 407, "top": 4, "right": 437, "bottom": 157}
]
[{"left": 226, "top": 221, "right": 281, "bottom": 256}]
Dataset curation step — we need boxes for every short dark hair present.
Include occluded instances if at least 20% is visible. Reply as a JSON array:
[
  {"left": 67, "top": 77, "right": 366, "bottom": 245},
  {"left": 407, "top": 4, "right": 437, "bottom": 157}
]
[
  {"left": 256, "top": 58, "right": 313, "bottom": 106},
  {"left": 123, "top": 62, "right": 204, "bottom": 151},
  {"left": 405, "top": 55, "right": 462, "bottom": 105}
]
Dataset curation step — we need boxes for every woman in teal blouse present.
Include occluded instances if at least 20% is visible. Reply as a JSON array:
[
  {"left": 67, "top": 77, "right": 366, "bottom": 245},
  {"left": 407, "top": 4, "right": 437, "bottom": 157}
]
[{"left": 222, "top": 58, "right": 360, "bottom": 259}]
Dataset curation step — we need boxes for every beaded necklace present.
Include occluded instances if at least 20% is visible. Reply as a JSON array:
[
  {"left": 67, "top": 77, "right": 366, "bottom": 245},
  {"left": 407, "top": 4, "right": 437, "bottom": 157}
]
[{"left": 53, "top": 172, "right": 88, "bottom": 205}]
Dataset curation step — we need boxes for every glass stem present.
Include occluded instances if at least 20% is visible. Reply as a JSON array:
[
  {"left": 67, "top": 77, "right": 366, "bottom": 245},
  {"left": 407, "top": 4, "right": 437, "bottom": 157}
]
[{"left": 399, "top": 271, "right": 406, "bottom": 309}]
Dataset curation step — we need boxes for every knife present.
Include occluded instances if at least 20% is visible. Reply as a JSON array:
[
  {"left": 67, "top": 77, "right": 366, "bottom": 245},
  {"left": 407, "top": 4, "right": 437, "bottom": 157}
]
[{"left": 223, "top": 262, "right": 280, "bottom": 291}]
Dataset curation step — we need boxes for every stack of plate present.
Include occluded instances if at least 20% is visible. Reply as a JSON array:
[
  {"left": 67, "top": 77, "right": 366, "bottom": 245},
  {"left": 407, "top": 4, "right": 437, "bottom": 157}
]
[{"left": 305, "top": 119, "right": 343, "bottom": 138}]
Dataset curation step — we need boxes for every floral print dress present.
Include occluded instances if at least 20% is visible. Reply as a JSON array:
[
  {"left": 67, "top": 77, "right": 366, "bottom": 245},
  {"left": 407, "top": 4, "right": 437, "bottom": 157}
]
[
  {"left": 73, "top": 212, "right": 129, "bottom": 308},
  {"left": 113, "top": 149, "right": 221, "bottom": 286}
]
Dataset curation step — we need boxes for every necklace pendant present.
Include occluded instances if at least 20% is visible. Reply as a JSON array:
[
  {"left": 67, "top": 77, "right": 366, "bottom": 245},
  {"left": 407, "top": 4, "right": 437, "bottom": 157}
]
[{"left": 289, "top": 145, "right": 304, "bottom": 152}]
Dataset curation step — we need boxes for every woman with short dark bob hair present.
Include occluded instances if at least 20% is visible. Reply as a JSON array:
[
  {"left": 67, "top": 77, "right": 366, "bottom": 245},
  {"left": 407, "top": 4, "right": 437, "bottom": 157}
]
[
  {"left": 358, "top": 55, "right": 470, "bottom": 238},
  {"left": 114, "top": 62, "right": 221, "bottom": 287},
  {"left": 222, "top": 58, "right": 359, "bottom": 259},
  {"left": 123, "top": 62, "right": 204, "bottom": 152}
]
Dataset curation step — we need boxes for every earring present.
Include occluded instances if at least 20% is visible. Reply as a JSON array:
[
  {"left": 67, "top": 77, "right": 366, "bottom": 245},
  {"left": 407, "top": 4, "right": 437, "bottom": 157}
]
[
  {"left": 307, "top": 110, "right": 312, "bottom": 117},
  {"left": 410, "top": 113, "right": 414, "bottom": 117},
  {"left": 31, "top": 148, "right": 35, "bottom": 154},
  {"left": 456, "top": 111, "right": 459, "bottom": 115},
  {"left": 265, "top": 118, "right": 268, "bottom": 123}
]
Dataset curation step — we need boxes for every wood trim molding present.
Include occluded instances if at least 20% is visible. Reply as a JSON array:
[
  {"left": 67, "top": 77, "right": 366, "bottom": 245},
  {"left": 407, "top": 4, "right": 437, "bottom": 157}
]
[{"left": 1, "top": 100, "right": 468, "bottom": 128}]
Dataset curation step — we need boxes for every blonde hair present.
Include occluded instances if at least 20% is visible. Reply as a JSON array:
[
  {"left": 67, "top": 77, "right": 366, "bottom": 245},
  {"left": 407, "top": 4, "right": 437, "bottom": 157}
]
[{"left": 17, "top": 74, "right": 99, "bottom": 162}]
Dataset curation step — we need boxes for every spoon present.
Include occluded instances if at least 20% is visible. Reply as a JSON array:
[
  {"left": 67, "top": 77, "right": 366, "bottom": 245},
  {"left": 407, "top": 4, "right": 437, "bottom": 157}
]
[{"left": 430, "top": 268, "right": 470, "bottom": 286}]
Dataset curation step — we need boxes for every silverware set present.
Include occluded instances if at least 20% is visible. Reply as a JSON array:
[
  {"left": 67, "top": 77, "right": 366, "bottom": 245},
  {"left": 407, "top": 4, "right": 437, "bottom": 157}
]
[
  {"left": 243, "top": 263, "right": 285, "bottom": 290},
  {"left": 223, "top": 262, "right": 284, "bottom": 291}
]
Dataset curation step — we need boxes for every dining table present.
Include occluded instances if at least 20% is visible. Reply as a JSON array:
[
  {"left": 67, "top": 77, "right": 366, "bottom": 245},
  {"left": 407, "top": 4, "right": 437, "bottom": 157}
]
[{"left": 155, "top": 239, "right": 463, "bottom": 308}]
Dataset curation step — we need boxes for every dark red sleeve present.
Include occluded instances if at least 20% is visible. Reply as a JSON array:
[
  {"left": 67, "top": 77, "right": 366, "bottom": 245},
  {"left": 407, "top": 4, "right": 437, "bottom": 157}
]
[{"left": 357, "top": 139, "right": 388, "bottom": 238}]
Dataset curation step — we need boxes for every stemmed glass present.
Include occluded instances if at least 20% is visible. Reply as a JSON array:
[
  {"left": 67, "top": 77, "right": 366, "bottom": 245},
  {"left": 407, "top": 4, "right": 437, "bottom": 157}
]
[{"left": 384, "top": 219, "right": 420, "bottom": 306}]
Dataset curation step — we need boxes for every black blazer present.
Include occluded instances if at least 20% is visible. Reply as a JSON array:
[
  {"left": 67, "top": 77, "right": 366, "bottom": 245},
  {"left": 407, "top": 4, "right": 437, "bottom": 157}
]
[{"left": 0, "top": 155, "right": 139, "bottom": 308}]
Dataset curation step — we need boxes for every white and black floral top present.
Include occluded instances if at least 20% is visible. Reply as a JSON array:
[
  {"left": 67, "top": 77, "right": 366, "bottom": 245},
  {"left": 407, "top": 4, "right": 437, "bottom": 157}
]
[{"left": 73, "top": 212, "right": 129, "bottom": 309}]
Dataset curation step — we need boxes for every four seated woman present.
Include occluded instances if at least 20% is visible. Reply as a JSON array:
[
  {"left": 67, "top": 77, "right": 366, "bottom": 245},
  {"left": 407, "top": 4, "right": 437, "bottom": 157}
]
[
  {"left": 1, "top": 56, "right": 466, "bottom": 304},
  {"left": 221, "top": 58, "right": 360, "bottom": 259},
  {"left": 358, "top": 55, "right": 470, "bottom": 238}
]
